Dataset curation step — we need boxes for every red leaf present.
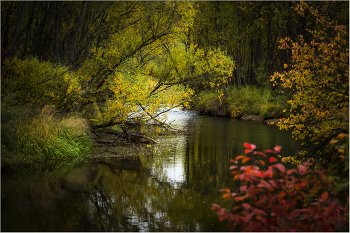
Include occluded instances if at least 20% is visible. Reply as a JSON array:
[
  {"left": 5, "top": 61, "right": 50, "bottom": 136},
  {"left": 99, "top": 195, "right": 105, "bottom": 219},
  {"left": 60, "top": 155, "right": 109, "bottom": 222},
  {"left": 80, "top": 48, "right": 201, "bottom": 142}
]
[
  {"left": 219, "top": 188, "right": 231, "bottom": 193},
  {"left": 244, "top": 142, "right": 251, "bottom": 149},
  {"left": 276, "top": 163, "right": 285, "bottom": 173},
  {"left": 298, "top": 165, "right": 307, "bottom": 175},
  {"left": 242, "top": 203, "right": 252, "bottom": 209},
  {"left": 274, "top": 145, "right": 282, "bottom": 152},
  {"left": 232, "top": 206, "right": 240, "bottom": 211},
  {"left": 235, "top": 196, "right": 244, "bottom": 202},
  {"left": 240, "top": 186, "right": 247, "bottom": 192},
  {"left": 217, "top": 207, "right": 225, "bottom": 216},
  {"left": 244, "top": 149, "right": 252, "bottom": 154},
  {"left": 243, "top": 212, "right": 255, "bottom": 224},
  {"left": 264, "top": 149, "right": 277, "bottom": 154},
  {"left": 269, "top": 157, "right": 277, "bottom": 163},
  {"left": 269, "top": 180, "right": 277, "bottom": 188},
  {"left": 211, "top": 203, "right": 220, "bottom": 210},
  {"left": 244, "top": 142, "right": 256, "bottom": 150},
  {"left": 254, "top": 151, "right": 267, "bottom": 157},
  {"left": 286, "top": 169, "right": 297, "bottom": 175},
  {"left": 228, "top": 213, "right": 235, "bottom": 222},
  {"left": 229, "top": 165, "right": 238, "bottom": 170},
  {"left": 321, "top": 191, "right": 328, "bottom": 201},
  {"left": 219, "top": 215, "right": 227, "bottom": 221}
]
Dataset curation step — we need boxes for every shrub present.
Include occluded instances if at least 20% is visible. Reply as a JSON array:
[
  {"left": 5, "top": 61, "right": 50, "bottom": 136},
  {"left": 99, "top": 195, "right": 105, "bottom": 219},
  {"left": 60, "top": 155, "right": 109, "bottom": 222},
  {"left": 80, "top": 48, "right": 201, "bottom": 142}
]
[
  {"left": 211, "top": 142, "right": 349, "bottom": 231},
  {"left": 2, "top": 56, "right": 81, "bottom": 111},
  {"left": 16, "top": 106, "right": 92, "bottom": 160}
]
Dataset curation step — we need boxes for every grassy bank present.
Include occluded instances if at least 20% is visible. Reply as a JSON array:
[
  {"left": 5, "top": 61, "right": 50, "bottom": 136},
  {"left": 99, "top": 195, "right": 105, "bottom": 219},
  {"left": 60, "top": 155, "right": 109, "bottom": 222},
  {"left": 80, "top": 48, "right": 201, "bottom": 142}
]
[
  {"left": 192, "top": 86, "right": 291, "bottom": 120},
  {"left": 1, "top": 103, "right": 92, "bottom": 170}
]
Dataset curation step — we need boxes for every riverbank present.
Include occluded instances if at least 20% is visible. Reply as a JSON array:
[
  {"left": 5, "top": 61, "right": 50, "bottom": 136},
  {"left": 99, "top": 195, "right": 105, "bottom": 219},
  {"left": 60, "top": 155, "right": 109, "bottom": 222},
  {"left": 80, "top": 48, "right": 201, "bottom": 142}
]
[{"left": 191, "top": 86, "right": 290, "bottom": 125}]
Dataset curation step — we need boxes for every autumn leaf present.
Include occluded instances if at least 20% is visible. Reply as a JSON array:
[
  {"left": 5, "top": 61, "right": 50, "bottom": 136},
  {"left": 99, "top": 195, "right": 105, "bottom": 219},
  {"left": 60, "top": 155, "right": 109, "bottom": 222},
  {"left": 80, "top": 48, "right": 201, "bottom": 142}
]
[
  {"left": 269, "top": 157, "right": 277, "bottom": 163},
  {"left": 298, "top": 165, "right": 307, "bottom": 175},
  {"left": 254, "top": 151, "right": 267, "bottom": 157},
  {"left": 235, "top": 155, "right": 247, "bottom": 160},
  {"left": 274, "top": 145, "right": 282, "bottom": 153},
  {"left": 276, "top": 163, "right": 285, "bottom": 173},
  {"left": 264, "top": 149, "right": 277, "bottom": 154},
  {"left": 220, "top": 188, "right": 231, "bottom": 193},
  {"left": 242, "top": 203, "right": 252, "bottom": 209},
  {"left": 257, "top": 160, "right": 265, "bottom": 166},
  {"left": 242, "top": 157, "right": 252, "bottom": 163},
  {"left": 320, "top": 191, "right": 328, "bottom": 201}
]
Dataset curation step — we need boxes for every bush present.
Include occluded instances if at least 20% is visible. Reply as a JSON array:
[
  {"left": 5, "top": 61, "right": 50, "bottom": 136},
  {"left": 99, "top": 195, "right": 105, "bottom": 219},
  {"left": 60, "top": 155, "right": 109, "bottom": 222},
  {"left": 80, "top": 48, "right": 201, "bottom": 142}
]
[
  {"left": 193, "top": 85, "right": 290, "bottom": 119},
  {"left": 193, "top": 90, "right": 227, "bottom": 116},
  {"left": 16, "top": 106, "right": 92, "bottom": 160},
  {"left": 2, "top": 56, "right": 81, "bottom": 111},
  {"left": 211, "top": 142, "right": 349, "bottom": 231}
]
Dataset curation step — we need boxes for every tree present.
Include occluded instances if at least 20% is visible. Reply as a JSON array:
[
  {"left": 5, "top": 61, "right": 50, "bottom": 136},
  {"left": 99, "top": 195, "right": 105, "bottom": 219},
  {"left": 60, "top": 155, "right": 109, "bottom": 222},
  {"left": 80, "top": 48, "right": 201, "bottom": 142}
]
[{"left": 270, "top": 2, "right": 349, "bottom": 168}]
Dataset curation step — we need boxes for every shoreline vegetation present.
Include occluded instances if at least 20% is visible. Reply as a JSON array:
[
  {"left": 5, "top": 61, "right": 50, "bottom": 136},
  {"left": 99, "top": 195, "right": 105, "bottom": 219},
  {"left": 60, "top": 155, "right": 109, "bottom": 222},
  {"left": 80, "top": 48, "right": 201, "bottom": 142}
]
[{"left": 191, "top": 86, "right": 290, "bottom": 125}]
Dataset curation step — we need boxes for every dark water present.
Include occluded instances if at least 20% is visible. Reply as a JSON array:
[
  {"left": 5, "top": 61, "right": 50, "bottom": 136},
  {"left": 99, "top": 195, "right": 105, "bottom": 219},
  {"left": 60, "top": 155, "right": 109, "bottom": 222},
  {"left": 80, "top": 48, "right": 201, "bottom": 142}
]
[{"left": 1, "top": 109, "right": 301, "bottom": 231}]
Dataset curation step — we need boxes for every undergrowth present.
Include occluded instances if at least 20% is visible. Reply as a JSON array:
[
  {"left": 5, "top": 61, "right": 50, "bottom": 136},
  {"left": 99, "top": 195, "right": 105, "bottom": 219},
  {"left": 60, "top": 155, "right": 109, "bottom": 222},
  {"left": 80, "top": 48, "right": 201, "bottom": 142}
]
[
  {"left": 14, "top": 106, "right": 92, "bottom": 161},
  {"left": 193, "top": 86, "right": 290, "bottom": 119}
]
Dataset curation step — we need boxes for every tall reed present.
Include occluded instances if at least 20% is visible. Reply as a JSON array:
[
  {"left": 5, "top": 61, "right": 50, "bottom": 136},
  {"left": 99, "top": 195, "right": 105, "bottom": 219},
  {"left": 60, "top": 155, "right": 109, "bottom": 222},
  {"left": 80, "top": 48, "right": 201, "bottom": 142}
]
[{"left": 16, "top": 107, "right": 92, "bottom": 160}]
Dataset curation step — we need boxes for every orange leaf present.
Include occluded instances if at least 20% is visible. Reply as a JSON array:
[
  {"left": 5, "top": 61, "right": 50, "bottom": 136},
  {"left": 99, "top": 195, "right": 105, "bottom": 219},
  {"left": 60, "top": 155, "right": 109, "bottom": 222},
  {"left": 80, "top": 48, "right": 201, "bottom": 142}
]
[
  {"left": 242, "top": 157, "right": 252, "bottom": 163},
  {"left": 233, "top": 174, "right": 240, "bottom": 180},
  {"left": 235, "top": 155, "right": 246, "bottom": 160},
  {"left": 232, "top": 206, "right": 240, "bottom": 211},
  {"left": 257, "top": 160, "right": 265, "bottom": 166},
  {"left": 321, "top": 191, "right": 328, "bottom": 201},
  {"left": 254, "top": 151, "right": 267, "bottom": 157},
  {"left": 244, "top": 149, "right": 252, "bottom": 154},
  {"left": 220, "top": 188, "right": 231, "bottom": 193},
  {"left": 222, "top": 193, "right": 230, "bottom": 199}
]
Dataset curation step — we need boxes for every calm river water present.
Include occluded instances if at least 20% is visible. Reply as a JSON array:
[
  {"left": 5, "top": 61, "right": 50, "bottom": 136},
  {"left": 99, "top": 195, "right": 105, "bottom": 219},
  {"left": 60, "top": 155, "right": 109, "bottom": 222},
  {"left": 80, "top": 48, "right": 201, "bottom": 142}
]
[{"left": 1, "top": 109, "right": 301, "bottom": 231}]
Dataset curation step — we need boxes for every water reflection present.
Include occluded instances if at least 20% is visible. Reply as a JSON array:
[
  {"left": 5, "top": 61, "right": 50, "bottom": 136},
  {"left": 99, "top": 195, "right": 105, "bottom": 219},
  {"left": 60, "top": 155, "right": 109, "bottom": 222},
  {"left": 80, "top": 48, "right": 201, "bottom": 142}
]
[{"left": 2, "top": 109, "right": 301, "bottom": 231}]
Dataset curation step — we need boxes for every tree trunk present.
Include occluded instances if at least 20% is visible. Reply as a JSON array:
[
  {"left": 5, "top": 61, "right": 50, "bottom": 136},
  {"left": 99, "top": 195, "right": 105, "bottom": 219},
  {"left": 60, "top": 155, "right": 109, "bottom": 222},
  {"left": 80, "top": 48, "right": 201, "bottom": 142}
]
[{"left": 70, "top": 1, "right": 87, "bottom": 67}]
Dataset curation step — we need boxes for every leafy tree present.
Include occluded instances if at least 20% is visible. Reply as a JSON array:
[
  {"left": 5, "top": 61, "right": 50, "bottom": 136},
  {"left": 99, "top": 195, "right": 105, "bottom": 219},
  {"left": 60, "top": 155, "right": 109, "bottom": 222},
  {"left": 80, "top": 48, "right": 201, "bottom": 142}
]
[{"left": 270, "top": 2, "right": 349, "bottom": 168}]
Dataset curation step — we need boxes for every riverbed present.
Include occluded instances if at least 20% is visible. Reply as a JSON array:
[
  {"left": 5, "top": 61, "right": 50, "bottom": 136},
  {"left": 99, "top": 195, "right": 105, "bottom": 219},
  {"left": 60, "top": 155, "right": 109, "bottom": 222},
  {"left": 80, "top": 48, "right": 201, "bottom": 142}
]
[{"left": 1, "top": 109, "right": 301, "bottom": 231}]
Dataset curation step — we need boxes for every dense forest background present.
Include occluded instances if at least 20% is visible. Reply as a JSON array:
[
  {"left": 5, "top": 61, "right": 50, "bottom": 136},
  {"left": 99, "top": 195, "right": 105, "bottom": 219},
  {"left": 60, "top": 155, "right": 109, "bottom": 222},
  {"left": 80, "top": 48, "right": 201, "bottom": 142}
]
[{"left": 1, "top": 1, "right": 349, "bottom": 168}]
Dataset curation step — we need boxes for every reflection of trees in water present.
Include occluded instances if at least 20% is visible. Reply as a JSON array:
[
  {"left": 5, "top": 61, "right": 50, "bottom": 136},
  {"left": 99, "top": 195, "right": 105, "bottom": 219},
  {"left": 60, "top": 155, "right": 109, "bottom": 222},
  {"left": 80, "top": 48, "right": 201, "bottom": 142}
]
[{"left": 2, "top": 156, "right": 225, "bottom": 231}]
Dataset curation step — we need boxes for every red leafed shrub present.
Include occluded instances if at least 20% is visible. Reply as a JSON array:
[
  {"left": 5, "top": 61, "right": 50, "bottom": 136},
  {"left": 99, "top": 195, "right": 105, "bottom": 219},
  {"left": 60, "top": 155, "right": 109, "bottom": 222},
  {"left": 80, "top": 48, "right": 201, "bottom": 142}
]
[{"left": 211, "top": 143, "right": 349, "bottom": 231}]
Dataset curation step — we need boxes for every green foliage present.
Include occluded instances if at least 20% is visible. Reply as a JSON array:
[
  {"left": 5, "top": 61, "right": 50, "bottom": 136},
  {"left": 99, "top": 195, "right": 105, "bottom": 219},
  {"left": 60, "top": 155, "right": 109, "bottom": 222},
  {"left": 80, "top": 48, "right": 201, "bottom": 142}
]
[
  {"left": 2, "top": 56, "right": 81, "bottom": 111},
  {"left": 193, "top": 86, "right": 290, "bottom": 119},
  {"left": 1, "top": 94, "right": 27, "bottom": 156},
  {"left": 15, "top": 107, "right": 92, "bottom": 161}
]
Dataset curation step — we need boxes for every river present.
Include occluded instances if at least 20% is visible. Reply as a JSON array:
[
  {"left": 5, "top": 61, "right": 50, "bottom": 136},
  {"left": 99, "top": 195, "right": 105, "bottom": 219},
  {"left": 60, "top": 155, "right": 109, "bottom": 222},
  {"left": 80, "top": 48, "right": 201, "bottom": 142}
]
[{"left": 1, "top": 109, "right": 301, "bottom": 231}]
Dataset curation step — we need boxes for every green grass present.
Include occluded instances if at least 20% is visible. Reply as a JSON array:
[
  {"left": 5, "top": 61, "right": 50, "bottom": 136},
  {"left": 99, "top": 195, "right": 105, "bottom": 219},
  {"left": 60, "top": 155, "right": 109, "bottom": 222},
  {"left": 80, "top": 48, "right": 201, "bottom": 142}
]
[
  {"left": 15, "top": 107, "right": 92, "bottom": 161},
  {"left": 193, "top": 86, "right": 290, "bottom": 119}
]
